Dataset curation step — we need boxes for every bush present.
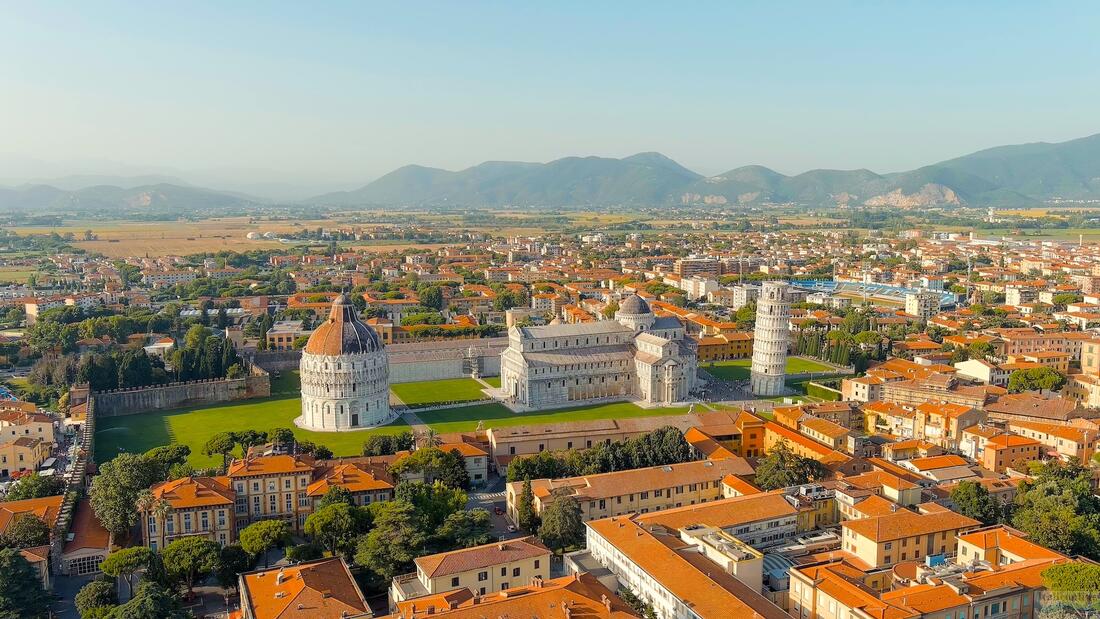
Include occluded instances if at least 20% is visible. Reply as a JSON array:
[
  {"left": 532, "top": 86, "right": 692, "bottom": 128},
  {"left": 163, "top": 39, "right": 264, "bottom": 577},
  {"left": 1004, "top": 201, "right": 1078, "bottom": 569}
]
[{"left": 286, "top": 543, "right": 323, "bottom": 563}]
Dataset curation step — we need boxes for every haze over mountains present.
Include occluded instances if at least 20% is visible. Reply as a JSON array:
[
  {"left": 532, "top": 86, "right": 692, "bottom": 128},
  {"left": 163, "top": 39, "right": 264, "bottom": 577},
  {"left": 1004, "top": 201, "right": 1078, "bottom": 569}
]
[{"left": 3, "top": 133, "right": 1100, "bottom": 212}]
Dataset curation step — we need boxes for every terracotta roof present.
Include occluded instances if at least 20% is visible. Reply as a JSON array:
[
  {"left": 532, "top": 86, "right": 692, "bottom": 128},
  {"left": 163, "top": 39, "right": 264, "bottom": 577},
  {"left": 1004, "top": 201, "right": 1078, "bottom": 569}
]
[
  {"left": 383, "top": 573, "right": 638, "bottom": 619},
  {"left": 151, "top": 476, "right": 234, "bottom": 509},
  {"left": 239, "top": 558, "right": 369, "bottom": 619},
  {"left": 415, "top": 536, "right": 550, "bottom": 579},
  {"left": 63, "top": 498, "right": 110, "bottom": 554},
  {"left": 228, "top": 454, "right": 316, "bottom": 478},
  {"left": 303, "top": 294, "right": 383, "bottom": 356},
  {"left": 843, "top": 503, "right": 979, "bottom": 543},
  {"left": 519, "top": 458, "right": 753, "bottom": 503},
  {"left": 306, "top": 463, "right": 394, "bottom": 498},
  {"left": 957, "top": 525, "right": 1066, "bottom": 562},
  {"left": 0, "top": 495, "right": 64, "bottom": 534},
  {"left": 905, "top": 455, "right": 969, "bottom": 471}
]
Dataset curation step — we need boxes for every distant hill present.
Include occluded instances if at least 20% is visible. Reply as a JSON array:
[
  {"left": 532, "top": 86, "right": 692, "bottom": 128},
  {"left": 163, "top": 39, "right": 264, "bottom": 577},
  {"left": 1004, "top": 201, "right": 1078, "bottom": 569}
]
[
  {"left": 311, "top": 153, "right": 701, "bottom": 207},
  {"left": 311, "top": 133, "right": 1100, "bottom": 208},
  {"left": 0, "top": 182, "right": 262, "bottom": 212}
]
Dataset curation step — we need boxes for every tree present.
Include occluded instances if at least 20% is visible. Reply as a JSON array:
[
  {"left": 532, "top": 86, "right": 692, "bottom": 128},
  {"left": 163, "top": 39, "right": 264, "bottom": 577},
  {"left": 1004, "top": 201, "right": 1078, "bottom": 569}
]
[
  {"left": 90, "top": 453, "right": 158, "bottom": 538},
  {"left": 4, "top": 473, "right": 65, "bottom": 501},
  {"left": 1041, "top": 562, "right": 1100, "bottom": 614},
  {"left": 313, "top": 445, "right": 334, "bottom": 460},
  {"left": 75, "top": 579, "right": 118, "bottom": 619},
  {"left": 0, "top": 514, "right": 49, "bottom": 549},
  {"left": 950, "top": 480, "right": 1000, "bottom": 525},
  {"left": 317, "top": 486, "right": 355, "bottom": 509},
  {"left": 1007, "top": 366, "right": 1067, "bottom": 394},
  {"left": 106, "top": 582, "right": 188, "bottom": 619},
  {"left": 143, "top": 445, "right": 191, "bottom": 481},
  {"left": 394, "top": 481, "right": 466, "bottom": 530},
  {"left": 517, "top": 478, "right": 539, "bottom": 533},
  {"left": 202, "top": 432, "right": 237, "bottom": 471},
  {"left": 285, "top": 543, "right": 323, "bottom": 563},
  {"left": 1012, "top": 460, "right": 1100, "bottom": 558},
  {"left": 215, "top": 545, "right": 252, "bottom": 592},
  {"left": 239, "top": 519, "right": 290, "bottom": 568},
  {"left": 161, "top": 536, "right": 220, "bottom": 597},
  {"left": 390, "top": 447, "right": 469, "bottom": 489},
  {"left": 304, "top": 503, "right": 370, "bottom": 558},
  {"left": 363, "top": 432, "right": 414, "bottom": 456},
  {"left": 538, "top": 492, "right": 584, "bottom": 554},
  {"left": 266, "top": 427, "right": 295, "bottom": 451},
  {"left": 753, "top": 441, "right": 830, "bottom": 490},
  {"left": 437, "top": 508, "right": 493, "bottom": 549},
  {"left": 355, "top": 501, "right": 427, "bottom": 580},
  {"left": 0, "top": 547, "right": 50, "bottom": 618},
  {"left": 100, "top": 546, "right": 154, "bottom": 599}
]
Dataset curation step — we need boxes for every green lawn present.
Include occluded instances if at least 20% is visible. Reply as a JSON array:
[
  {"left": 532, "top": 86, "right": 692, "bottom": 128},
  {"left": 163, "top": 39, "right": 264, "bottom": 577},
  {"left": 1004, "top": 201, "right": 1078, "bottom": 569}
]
[
  {"left": 417, "top": 400, "right": 692, "bottom": 434},
  {"left": 482, "top": 376, "right": 502, "bottom": 388},
  {"left": 705, "top": 357, "right": 835, "bottom": 381},
  {"left": 95, "top": 394, "right": 408, "bottom": 468},
  {"left": 390, "top": 378, "right": 489, "bottom": 407}
]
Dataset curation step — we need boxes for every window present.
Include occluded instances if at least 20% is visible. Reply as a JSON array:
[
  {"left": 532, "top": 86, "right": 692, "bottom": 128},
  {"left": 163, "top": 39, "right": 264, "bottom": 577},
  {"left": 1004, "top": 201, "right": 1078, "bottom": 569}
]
[
  {"left": 478, "top": 571, "right": 487, "bottom": 582},
  {"left": 451, "top": 577, "right": 459, "bottom": 587},
  {"left": 512, "top": 567, "right": 520, "bottom": 577},
  {"left": 534, "top": 560, "right": 540, "bottom": 569}
]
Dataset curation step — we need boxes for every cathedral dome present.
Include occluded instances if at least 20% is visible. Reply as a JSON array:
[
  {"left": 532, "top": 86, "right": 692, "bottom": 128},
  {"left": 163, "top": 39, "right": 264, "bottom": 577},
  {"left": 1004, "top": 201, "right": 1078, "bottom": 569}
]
[
  {"left": 618, "top": 293, "right": 651, "bottom": 315},
  {"left": 303, "top": 294, "right": 383, "bottom": 356}
]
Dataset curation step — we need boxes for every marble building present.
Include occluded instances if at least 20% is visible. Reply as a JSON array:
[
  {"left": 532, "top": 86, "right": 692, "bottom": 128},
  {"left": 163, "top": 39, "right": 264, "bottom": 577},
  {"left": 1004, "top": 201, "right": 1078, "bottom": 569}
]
[
  {"left": 500, "top": 294, "right": 697, "bottom": 408},
  {"left": 297, "top": 294, "right": 393, "bottom": 431}
]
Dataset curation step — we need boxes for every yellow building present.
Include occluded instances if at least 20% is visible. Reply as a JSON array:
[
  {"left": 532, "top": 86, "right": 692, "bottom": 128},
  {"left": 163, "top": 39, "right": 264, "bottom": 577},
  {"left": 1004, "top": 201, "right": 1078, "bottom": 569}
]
[
  {"left": 505, "top": 457, "right": 753, "bottom": 524},
  {"left": 841, "top": 503, "right": 979, "bottom": 568},
  {"left": 694, "top": 332, "right": 753, "bottom": 361},
  {"left": 389, "top": 536, "right": 551, "bottom": 608},
  {"left": 227, "top": 454, "right": 317, "bottom": 531},
  {"left": 142, "top": 476, "right": 236, "bottom": 551},
  {"left": 0, "top": 437, "right": 50, "bottom": 478}
]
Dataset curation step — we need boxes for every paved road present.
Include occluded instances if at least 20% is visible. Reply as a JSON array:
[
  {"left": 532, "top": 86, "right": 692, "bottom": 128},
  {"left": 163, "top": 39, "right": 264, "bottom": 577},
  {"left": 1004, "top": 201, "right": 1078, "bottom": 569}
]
[{"left": 467, "top": 476, "right": 523, "bottom": 539}]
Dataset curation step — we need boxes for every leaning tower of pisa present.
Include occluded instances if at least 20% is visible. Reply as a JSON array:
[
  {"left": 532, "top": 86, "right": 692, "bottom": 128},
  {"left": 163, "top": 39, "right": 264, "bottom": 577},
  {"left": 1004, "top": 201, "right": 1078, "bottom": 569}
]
[{"left": 750, "top": 281, "right": 790, "bottom": 397}]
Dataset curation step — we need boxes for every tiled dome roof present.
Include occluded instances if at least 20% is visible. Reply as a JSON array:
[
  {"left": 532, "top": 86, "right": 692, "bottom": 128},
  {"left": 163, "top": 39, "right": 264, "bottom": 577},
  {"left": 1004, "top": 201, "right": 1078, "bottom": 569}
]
[
  {"left": 618, "top": 293, "right": 651, "bottom": 315},
  {"left": 303, "top": 294, "right": 383, "bottom": 356}
]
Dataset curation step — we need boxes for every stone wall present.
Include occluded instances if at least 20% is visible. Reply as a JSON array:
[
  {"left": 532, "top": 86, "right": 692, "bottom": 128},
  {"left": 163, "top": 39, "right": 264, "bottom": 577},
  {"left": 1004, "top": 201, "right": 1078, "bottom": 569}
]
[
  {"left": 252, "top": 350, "right": 303, "bottom": 372},
  {"left": 93, "top": 366, "right": 270, "bottom": 417}
]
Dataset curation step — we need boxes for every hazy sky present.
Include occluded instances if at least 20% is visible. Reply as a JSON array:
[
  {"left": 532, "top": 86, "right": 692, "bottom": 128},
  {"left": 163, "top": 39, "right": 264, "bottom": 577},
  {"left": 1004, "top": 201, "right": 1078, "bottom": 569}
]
[{"left": 3, "top": 1, "right": 1099, "bottom": 192}]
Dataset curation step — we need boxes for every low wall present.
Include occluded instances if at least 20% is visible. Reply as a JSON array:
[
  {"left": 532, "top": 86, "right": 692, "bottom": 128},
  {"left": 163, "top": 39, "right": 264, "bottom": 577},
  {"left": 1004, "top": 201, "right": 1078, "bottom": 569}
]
[
  {"left": 93, "top": 368, "right": 270, "bottom": 416},
  {"left": 253, "top": 340, "right": 504, "bottom": 384},
  {"left": 252, "top": 350, "right": 302, "bottom": 372}
]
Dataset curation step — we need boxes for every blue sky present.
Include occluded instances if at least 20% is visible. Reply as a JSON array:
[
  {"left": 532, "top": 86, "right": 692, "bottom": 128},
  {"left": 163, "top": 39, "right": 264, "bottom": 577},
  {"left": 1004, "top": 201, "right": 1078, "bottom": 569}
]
[{"left": 2, "top": 1, "right": 1098, "bottom": 192}]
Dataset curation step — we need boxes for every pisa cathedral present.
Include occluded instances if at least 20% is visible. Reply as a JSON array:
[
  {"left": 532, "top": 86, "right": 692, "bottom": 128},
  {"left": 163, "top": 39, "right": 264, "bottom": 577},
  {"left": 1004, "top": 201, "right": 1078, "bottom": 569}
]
[
  {"left": 500, "top": 294, "right": 698, "bottom": 408},
  {"left": 296, "top": 294, "right": 394, "bottom": 431}
]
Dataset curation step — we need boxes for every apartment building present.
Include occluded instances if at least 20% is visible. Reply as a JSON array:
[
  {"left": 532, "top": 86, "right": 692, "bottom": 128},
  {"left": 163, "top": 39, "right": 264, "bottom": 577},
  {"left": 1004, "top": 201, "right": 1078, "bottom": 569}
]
[
  {"left": 834, "top": 471, "right": 921, "bottom": 521},
  {"left": 142, "top": 476, "right": 235, "bottom": 551},
  {"left": 304, "top": 460, "right": 397, "bottom": 507},
  {"left": 389, "top": 537, "right": 550, "bottom": 608},
  {"left": 1006, "top": 419, "right": 1097, "bottom": 463},
  {"left": 264, "top": 320, "right": 310, "bottom": 351},
  {"left": 505, "top": 457, "right": 753, "bottom": 524},
  {"left": 387, "top": 573, "right": 637, "bottom": 619},
  {"left": 0, "top": 437, "right": 51, "bottom": 478},
  {"left": 980, "top": 433, "right": 1041, "bottom": 473},
  {"left": 580, "top": 493, "right": 797, "bottom": 619},
  {"left": 0, "top": 410, "right": 56, "bottom": 446},
  {"left": 840, "top": 503, "right": 980, "bottom": 569},
  {"left": 238, "top": 557, "right": 370, "bottom": 619},
  {"left": 790, "top": 524, "right": 1072, "bottom": 619},
  {"left": 227, "top": 454, "right": 318, "bottom": 531}
]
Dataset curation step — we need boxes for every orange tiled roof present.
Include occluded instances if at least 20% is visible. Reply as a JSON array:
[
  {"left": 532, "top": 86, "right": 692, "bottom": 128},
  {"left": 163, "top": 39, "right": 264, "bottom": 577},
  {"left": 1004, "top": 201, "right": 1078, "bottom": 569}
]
[
  {"left": 415, "top": 536, "right": 550, "bottom": 579},
  {"left": 150, "top": 476, "right": 234, "bottom": 509},
  {"left": 240, "top": 558, "right": 369, "bottom": 619},
  {"left": 0, "top": 495, "right": 64, "bottom": 534}
]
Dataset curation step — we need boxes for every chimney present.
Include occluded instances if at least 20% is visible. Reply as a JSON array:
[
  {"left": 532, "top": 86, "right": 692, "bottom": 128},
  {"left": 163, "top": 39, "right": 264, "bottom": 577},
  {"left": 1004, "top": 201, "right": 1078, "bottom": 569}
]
[
  {"left": 276, "top": 568, "right": 286, "bottom": 584},
  {"left": 472, "top": 595, "right": 481, "bottom": 605},
  {"left": 601, "top": 594, "right": 612, "bottom": 612}
]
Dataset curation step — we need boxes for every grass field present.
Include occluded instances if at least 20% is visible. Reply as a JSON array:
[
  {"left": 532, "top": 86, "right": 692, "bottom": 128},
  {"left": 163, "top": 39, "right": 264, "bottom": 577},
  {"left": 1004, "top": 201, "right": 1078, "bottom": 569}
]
[
  {"left": 390, "top": 378, "right": 489, "bottom": 407},
  {"left": 416, "top": 400, "right": 692, "bottom": 434},
  {"left": 705, "top": 357, "right": 835, "bottom": 381},
  {"left": 95, "top": 394, "right": 409, "bottom": 468},
  {"left": 0, "top": 268, "right": 38, "bottom": 284},
  {"left": 482, "top": 376, "right": 502, "bottom": 388}
]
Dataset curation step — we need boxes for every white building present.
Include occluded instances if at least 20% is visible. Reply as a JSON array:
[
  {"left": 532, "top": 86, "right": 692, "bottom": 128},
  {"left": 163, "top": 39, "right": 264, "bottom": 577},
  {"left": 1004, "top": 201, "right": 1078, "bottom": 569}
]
[
  {"left": 297, "top": 295, "right": 393, "bottom": 431},
  {"left": 750, "top": 281, "right": 790, "bottom": 396},
  {"left": 679, "top": 276, "right": 719, "bottom": 301},
  {"left": 499, "top": 294, "right": 697, "bottom": 408},
  {"left": 731, "top": 284, "right": 760, "bottom": 310},
  {"left": 904, "top": 289, "right": 941, "bottom": 321}
]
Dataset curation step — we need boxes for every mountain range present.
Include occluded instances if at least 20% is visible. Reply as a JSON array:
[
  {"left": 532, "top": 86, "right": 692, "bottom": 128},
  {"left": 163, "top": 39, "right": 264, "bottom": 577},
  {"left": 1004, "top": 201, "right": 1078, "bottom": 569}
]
[
  {"left": 3, "top": 133, "right": 1100, "bottom": 211},
  {"left": 312, "top": 133, "right": 1100, "bottom": 208}
]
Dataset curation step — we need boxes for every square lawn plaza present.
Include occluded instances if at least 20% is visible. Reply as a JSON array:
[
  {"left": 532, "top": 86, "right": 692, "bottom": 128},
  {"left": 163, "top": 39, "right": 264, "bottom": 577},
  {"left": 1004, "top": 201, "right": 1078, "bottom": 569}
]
[
  {"left": 94, "top": 376, "right": 691, "bottom": 468},
  {"left": 704, "top": 356, "right": 834, "bottom": 381}
]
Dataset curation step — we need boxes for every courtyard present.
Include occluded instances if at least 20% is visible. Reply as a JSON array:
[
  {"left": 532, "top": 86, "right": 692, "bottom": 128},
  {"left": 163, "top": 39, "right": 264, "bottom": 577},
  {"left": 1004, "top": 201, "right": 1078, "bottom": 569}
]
[{"left": 703, "top": 356, "right": 835, "bottom": 381}]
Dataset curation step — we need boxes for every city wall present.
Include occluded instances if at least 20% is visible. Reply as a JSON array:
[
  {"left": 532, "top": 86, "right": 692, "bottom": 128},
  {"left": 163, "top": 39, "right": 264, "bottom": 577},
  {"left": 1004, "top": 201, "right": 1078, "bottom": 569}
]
[{"left": 92, "top": 366, "right": 271, "bottom": 417}]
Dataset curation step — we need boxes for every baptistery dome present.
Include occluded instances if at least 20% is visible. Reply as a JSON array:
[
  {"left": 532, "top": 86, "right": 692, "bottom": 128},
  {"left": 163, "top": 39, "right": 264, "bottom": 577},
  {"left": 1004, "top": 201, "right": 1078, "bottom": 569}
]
[{"left": 296, "top": 295, "right": 392, "bottom": 431}]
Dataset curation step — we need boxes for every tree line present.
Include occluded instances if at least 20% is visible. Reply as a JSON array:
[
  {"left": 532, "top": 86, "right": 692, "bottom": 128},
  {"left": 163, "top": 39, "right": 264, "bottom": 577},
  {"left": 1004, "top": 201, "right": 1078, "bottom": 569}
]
[{"left": 506, "top": 426, "right": 694, "bottom": 482}]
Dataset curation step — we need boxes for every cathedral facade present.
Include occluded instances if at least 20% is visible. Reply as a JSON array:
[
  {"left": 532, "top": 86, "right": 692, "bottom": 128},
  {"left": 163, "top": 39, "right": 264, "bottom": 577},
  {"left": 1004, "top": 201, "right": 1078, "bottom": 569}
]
[
  {"left": 297, "top": 294, "right": 393, "bottom": 431},
  {"left": 500, "top": 294, "right": 697, "bottom": 408}
]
